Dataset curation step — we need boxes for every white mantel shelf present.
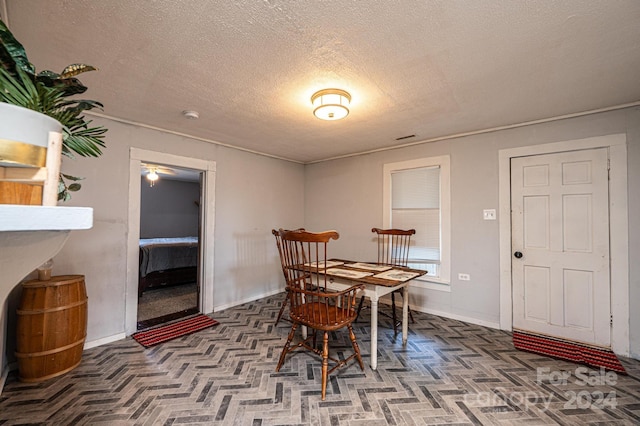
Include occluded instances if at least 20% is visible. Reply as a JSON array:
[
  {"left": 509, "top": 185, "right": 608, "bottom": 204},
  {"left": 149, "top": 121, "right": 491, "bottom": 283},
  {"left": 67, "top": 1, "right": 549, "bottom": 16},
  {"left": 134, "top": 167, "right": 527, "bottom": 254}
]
[
  {"left": 0, "top": 204, "right": 94, "bottom": 392},
  {"left": 0, "top": 204, "right": 93, "bottom": 285},
  {"left": 0, "top": 205, "right": 93, "bottom": 231},
  {"left": 0, "top": 204, "right": 93, "bottom": 288}
]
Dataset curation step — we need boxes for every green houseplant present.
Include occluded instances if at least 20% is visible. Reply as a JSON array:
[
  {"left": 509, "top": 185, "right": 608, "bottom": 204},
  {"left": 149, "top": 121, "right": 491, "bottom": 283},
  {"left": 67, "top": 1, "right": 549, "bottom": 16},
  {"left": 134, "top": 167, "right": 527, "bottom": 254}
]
[{"left": 0, "top": 19, "right": 107, "bottom": 201}]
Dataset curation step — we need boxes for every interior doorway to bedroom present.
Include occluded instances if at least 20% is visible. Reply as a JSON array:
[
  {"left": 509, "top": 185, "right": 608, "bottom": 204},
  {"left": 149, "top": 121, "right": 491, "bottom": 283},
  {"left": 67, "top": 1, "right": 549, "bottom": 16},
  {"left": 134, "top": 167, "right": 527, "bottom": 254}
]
[
  {"left": 126, "top": 148, "right": 215, "bottom": 336},
  {"left": 136, "top": 163, "right": 203, "bottom": 330}
]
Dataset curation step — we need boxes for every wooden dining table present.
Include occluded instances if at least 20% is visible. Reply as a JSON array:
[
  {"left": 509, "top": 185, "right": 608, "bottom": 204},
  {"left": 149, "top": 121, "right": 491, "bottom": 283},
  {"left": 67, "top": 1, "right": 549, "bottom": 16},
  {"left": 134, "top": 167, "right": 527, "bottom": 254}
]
[{"left": 319, "top": 259, "right": 427, "bottom": 370}]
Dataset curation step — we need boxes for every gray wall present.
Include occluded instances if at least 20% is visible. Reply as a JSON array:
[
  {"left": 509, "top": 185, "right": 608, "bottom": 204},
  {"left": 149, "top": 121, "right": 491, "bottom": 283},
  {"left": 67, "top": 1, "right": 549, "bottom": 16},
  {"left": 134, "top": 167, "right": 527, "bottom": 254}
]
[
  {"left": 304, "top": 106, "right": 640, "bottom": 359},
  {"left": 139, "top": 177, "right": 200, "bottom": 238},
  {"left": 16, "top": 117, "right": 305, "bottom": 347},
  {"left": 4, "top": 107, "right": 637, "bottom": 368}
]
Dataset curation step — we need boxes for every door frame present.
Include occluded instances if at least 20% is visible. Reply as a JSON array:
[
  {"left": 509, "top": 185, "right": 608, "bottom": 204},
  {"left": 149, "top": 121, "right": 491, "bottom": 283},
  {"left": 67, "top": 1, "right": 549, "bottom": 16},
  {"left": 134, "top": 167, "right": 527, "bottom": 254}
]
[
  {"left": 498, "top": 134, "right": 629, "bottom": 356},
  {"left": 125, "top": 148, "right": 216, "bottom": 335}
]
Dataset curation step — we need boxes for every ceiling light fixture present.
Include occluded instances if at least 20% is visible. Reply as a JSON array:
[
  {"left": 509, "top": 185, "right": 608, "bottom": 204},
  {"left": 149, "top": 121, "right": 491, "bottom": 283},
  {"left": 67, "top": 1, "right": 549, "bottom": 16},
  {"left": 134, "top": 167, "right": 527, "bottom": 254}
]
[
  {"left": 146, "top": 169, "right": 159, "bottom": 187},
  {"left": 311, "top": 88, "right": 351, "bottom": 120},
  {"left": 182, "top": 110, "right": 199, "bottom": 120}
]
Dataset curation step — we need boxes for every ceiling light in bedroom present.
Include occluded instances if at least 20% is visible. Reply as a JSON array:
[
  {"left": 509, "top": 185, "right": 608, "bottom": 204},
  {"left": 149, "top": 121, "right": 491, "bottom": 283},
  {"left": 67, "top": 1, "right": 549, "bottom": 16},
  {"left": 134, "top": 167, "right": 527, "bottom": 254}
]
[
  {"left": 182, "top": 110, "right": 199, "bottom": 120},
  {"left": 311, "top": 88, "right": 351, "bottom": 120},
  {"left": 147, "top": 169, "right": 159, "bottom": 187}
]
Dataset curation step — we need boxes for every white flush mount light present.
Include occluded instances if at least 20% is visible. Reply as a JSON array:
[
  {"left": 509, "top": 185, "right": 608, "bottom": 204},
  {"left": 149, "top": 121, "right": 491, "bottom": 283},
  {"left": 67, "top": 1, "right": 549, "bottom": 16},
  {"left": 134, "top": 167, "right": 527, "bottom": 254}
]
[
  {"left": 311, "top": 88, "right": 351, "bottom": 120},
  {"left": 182, "top": 110, "right": 199, "bottom": 120}
]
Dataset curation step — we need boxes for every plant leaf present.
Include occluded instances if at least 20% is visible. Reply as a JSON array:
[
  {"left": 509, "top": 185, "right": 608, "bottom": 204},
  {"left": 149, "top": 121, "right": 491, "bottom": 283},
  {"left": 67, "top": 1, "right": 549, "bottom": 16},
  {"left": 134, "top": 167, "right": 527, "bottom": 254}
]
[
  {"left": 0, "top": 68, "right": 42, "bottom": 108},
  {"left": 57, "top": 77, "right": 88, "bottom": 96},
  {"left": 0, "top": 19, "right": 35, "bottom": 78},
  {"left": 60, "top": 63, "right": 97, "bottom": 78},
  {"left": 61, "top": 173, "right": 84, "bottom": 181},
  {"left": 34, "top": 69, "right": 59, "bottom": 87},
  {"left": 58, "top": 99, "right": 104, "bottom": 112},
  {"left": 2, "top": 19, "right": 107, "bottom": 200}
]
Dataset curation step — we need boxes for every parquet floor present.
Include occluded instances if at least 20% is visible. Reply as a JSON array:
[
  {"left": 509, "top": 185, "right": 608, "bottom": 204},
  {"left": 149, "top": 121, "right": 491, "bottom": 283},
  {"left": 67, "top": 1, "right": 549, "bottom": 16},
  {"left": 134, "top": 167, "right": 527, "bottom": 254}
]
[{"left": 1, "top": 293, "right": 639, "bottom": 425}]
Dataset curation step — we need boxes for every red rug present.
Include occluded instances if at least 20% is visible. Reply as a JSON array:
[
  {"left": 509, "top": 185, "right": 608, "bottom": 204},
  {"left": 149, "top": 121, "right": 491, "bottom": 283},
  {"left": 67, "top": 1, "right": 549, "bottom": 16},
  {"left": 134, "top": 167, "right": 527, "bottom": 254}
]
[
  {"left": 513, "top": 328, "right": 626, "bottom": 373},
  {"left": 132, "top": 314, "right": 218, "bottom": 348}
]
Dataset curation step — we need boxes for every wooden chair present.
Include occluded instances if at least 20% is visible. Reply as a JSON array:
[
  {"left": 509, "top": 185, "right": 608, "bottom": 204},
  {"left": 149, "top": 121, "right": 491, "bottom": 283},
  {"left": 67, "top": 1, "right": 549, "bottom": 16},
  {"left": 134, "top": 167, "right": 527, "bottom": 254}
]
[
  {"left": 356, "top": 227, "right": 416, "bottom": 334},
  {"left": 275, "top": 229, "right": 364, "bottom": 400},
  {"left": 272, "top": 228, "right": 304, "bottom": 325}
]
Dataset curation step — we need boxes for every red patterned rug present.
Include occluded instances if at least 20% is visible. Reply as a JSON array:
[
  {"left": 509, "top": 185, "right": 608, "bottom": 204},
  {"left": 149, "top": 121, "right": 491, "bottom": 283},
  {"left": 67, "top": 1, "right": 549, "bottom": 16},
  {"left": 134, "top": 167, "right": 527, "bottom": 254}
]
[
  {"left": 133, "top": 314, "right": 218, "bottom": 347},
  {"left": 513, "top": 329, "right": 626, "bottom": 373}
]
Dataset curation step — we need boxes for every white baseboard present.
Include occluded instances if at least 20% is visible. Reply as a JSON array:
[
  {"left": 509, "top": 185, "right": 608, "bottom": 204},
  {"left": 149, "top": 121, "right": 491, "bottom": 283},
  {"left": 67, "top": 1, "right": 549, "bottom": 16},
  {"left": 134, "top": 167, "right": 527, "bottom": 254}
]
[
  {"left": 412, "top": 305, "right": 501, "bottom": 330},
  {"left": 84, "top": 332, "right": 127, "bottom": 350},
  {"left": 213, "top": 287, "right": 285, "bottom": 313},
  {"left": 362, "top": 297, "right": 501, "bottom": 330},
  {"left": 84, "top": 289, "right": 286, "bottom": 348}
]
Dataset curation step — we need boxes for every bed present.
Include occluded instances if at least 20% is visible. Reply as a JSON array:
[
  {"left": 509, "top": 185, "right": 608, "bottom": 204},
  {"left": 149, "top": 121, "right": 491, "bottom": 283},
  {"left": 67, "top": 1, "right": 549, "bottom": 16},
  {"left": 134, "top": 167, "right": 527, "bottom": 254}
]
[{"left": 138, "top": 237, "right": 199, "bottom": 296}]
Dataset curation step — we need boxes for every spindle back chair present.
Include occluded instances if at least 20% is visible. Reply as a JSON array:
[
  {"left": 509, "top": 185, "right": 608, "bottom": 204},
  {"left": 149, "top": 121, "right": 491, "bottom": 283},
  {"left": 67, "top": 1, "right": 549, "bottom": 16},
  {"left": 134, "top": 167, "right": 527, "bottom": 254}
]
[
  {"left": 275, "top": 229, "right": 364, "bottom": 400},
  {"left": 356, "top": 227, "right": 416, "bottom": 334}
]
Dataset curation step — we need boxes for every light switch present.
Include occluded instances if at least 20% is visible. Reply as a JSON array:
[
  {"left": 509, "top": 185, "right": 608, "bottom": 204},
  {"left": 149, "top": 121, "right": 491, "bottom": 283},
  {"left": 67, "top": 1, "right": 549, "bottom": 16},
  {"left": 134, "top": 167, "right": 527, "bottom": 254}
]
[{"left": 483, "top": 209, "right": 496, "bottom": 220}]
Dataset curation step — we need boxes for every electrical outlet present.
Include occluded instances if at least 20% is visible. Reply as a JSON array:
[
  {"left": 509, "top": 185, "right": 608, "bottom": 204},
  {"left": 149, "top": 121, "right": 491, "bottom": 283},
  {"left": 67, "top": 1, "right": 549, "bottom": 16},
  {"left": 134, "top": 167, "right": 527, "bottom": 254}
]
[
  {"left": 458, "top": 273, "right": 470, "bottom": 281},
  {"left": 483, "top": 209, "right": 497, "bottom": 220}
]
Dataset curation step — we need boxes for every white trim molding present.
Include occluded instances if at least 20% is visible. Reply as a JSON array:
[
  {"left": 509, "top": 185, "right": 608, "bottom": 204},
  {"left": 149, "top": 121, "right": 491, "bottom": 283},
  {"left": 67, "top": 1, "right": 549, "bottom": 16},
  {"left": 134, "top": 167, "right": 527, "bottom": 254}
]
[
  {"left": 214, "top": 287, "right": 285, "bottom": 313},
  {"left": 84, "top": 333, "right": 127, "bottom": 350},
  {"left": 126, "top": 148, "right": 216, "bottom": 336},
  {"left": 498, "top": 134, "right": 629, "bottom": 356},
  {"left": 409, "top": 305, "right": 500, "bottom": 330},
  {"left": 383, "top": 155, "right": 451, "bottom": 285}
]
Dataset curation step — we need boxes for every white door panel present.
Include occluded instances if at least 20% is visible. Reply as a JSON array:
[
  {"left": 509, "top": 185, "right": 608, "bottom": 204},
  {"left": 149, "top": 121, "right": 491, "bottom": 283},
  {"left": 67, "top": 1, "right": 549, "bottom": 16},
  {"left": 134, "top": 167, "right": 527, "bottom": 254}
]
[
  {"left": 523, "top": 265, "right": 549, "bottom": 322},
  {"left": 512, "top": 148, "right": 610, "bottom": 346}
]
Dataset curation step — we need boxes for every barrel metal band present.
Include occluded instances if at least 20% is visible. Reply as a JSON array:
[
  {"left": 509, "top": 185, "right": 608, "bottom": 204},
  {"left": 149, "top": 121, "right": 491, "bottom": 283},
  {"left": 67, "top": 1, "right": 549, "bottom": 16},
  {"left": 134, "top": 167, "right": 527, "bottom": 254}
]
[
  {"left": 0, "top": 138, "right": 47, "bottom": 168},
  {"left": 15, "top": 336, "right": 86, "bottom": 358},
  {"left": 16, "top": 297, "right": 88, "bottom": 315}
]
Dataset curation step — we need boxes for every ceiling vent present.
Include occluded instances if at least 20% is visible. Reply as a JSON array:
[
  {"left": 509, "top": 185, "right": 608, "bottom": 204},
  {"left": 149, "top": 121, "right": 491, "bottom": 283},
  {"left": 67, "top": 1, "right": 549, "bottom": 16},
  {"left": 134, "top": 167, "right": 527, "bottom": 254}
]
[{"left": 395, "top": 134, "right": 416, "bottom": 141}]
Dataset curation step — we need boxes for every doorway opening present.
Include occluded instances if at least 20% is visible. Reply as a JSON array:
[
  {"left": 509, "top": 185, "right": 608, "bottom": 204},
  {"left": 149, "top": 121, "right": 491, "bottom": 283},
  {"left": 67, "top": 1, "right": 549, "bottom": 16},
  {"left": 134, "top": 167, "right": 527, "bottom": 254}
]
[
  {"left": 498, "top": 134, "right": 629, "bottom": 356},
  {"left": 136, "top": 162, "right": 202, "bottom": 330},
  {"left": 126, "top": 148, "right": 216, "bottom": 336}
]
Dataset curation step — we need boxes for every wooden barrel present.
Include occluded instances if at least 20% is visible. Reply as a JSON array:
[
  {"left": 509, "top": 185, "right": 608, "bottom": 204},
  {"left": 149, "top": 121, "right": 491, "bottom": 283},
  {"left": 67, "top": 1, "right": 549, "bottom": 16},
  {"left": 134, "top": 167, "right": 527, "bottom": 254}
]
[{"left": 16, "top": 275, "right": 88, "bottom": 382}]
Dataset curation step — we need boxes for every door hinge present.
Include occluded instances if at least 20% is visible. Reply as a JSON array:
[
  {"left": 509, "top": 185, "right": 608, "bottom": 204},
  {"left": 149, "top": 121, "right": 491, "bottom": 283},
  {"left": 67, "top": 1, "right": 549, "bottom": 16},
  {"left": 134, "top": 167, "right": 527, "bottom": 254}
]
[{"left": 610, "top": 314, "right": 613, "bottom": 326}]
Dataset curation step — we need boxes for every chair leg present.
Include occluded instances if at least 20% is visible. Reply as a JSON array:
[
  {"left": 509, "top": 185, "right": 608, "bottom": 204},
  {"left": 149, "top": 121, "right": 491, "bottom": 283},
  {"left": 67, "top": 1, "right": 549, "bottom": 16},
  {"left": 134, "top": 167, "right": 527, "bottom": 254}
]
[
  {"left": 274, "top": 291, "right": 289, "bottom": 325},
  {"left": 397, "top": 290, "right": 415, "bottom": 324},
  {"left": 390, "top": 290, "right": 415, "bottom": 333},
  {"left": 348, "top": 324, "right": 364, "bottom": 370},
  {"left": 355, "top": 296, "right": 366, "bottom": 322},
  {"left": 391, "top": 292, "right": 398, "bottom": 335},
  {"left": 321, "top": 331, "right": 329, "bottom": 400},
  {"left": 276, "top": 323, "right": 297, "bottom": 372}
]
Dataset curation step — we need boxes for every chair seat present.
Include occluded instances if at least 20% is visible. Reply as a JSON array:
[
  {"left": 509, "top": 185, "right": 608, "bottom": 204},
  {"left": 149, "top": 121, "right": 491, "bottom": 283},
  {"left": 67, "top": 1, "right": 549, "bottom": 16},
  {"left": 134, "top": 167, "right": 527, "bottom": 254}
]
[{"left": 291, "top": 302, "right": 356, "bottom": 330}]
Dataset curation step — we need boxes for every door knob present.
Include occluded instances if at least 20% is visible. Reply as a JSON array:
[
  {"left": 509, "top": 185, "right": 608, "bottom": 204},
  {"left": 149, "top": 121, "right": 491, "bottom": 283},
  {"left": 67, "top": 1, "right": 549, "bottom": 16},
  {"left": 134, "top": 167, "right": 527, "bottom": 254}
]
[{"left": 514, "top": 251, "right": 523, "bottom": 259}]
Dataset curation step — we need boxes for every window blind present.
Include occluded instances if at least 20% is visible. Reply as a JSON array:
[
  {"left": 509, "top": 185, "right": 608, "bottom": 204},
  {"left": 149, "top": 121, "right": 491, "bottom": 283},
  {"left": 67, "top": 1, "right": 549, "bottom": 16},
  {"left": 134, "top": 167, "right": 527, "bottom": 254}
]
[{"left": 391, "top": 166, "right": 440, "bottom": 263}]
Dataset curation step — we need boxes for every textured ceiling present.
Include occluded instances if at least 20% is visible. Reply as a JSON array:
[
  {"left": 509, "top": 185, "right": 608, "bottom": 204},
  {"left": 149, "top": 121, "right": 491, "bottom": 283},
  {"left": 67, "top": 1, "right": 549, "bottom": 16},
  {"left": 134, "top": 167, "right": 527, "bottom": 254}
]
[{"left": 3, "top": 0, "right": 640, "bottom": 163}]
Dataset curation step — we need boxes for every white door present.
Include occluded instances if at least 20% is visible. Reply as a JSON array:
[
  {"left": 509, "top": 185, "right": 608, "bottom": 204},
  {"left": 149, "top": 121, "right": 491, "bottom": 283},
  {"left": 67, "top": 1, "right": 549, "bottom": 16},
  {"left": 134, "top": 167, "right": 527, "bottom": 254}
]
[{"left": 511, "top": 148, "right": 610, "bottom": 346}]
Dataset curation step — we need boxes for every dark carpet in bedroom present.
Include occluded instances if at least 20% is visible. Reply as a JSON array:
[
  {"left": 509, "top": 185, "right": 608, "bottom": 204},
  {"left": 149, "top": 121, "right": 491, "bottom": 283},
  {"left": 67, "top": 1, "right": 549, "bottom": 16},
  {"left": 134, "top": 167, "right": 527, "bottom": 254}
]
[{"left": 137, "top": 282, "right": 198, "bottom": 330}]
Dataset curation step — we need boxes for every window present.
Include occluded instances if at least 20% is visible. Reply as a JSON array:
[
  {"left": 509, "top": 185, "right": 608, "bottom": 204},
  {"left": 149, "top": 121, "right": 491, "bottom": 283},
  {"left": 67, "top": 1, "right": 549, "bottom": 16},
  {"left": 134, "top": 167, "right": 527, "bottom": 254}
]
[{"left": 383, "top": 156, "right": 450, "bottom": 286}]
